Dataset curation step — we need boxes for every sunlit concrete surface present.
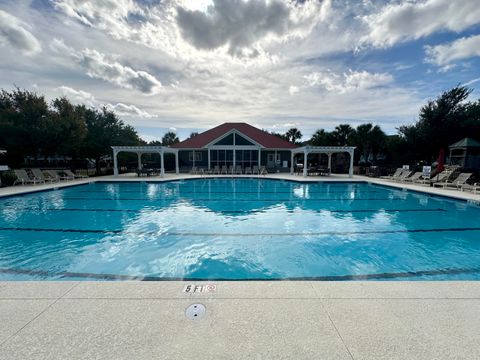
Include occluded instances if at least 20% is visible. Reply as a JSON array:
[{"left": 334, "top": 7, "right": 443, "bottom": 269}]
[{"left": 0, "top": 282, "right": 479, "bottom": 359}]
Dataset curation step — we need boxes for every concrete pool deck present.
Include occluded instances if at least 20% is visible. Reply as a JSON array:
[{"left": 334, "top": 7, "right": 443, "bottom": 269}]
[
  {"left": 0, "top": 281, "right": 479, "bottom": 359},
  {"left": 1, "top": 172, "right": 480, "bottom": 202},
  {"left": 1, "top": 173, "right": 480, "bottom": 358}
]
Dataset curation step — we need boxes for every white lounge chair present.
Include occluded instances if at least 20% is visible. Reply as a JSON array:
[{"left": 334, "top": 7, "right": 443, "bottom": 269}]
[
  {"left": 13, "top": 169, "right": 43, "bottom": 185},
  {"left": 189, "top": 166, "right": 198, "bottom": 175},
  {"left": 381, "top": 168, "right": 403, "bottom": 180},
  {"left": 461, "top": 182, "right": 480, "bottom": 194},
  {"left": 213, "top": 165, "right": 220, "bottom": 175},
  {"left": 63, "top": 169, "right": 88, "bottom": 179},
  {"left": 436, "top": 173, "right": 472, "bottom": 190},
  {"left": 235, "top": 165, "right": 242, "bottom": 174},
  {"left": 220, "top": 165, "right": 228, "bottom": 175},
  {"left": 252, "top": 165, "right": 259, "bottom": 175},
  {"left": 31, "top": 168, "right": 58, "bottom": 183},
  {"left": 45, "top": 170, "right": 70, "bottom": 181},
  {"left": 401, "top": 172, "right": 422, "bottom": 183},
  {"left": 393, "top": 170, "right": 412, "bottom": 182},
  {"left": 259, "top": 166, "right": 268, "bottom": 175},
  {"left": 244, "top": 166, "right": 252, "bottom": 175}
]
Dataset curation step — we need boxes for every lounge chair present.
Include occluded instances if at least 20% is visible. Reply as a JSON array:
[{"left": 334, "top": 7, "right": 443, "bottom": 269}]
[
  {"left": 235, "top": 165, "right": 242, "bottom": 174},
  {"left": 221, "top": 165, "right": 228, "bottom": 175},
  {"left": 259, "top": 166, "right": 268, "bottom": 175},
  {"left": 31, "top": 168, "right": 56, "bottom": 183},
  {"left": 228, "top": 165, "right": 234, "bottom": 175},
  {"left": 381, "top": 168, "right": 403, "bottom": 180},
  {"left": 401, "top": 171, "right": 422, "bottom": 183},
  {"left": 45, "top": 170, "right": 70, "bottom": 181},
  {"left": 213, "top": 165, "right": 220, "bottom": 175},
  {"left": 189, "top": 166, "right": 198, "bottom": 175},
  {"left": 320, "top": 168, "right": 331, "bottom": 176},
  {"left": 435, "top": 173, "right": 472, "bottom": 190},
  {"left": 393, "top": 170, "right": 412, "bottom": 182},
  {"left": 252, "top": 165, "right": 259, "bottom": 175},
  {"left": 244, "top": 166, "right": 252, "bottom": 175},
  {"left": 461, "top": 182, "right": 480, "bottom": 194},
  {"left": 13, "top": 169, "right": 42, "bottom": 185},
  {"left": 63, "top": 169, "right": 88, "bottom": 179}
]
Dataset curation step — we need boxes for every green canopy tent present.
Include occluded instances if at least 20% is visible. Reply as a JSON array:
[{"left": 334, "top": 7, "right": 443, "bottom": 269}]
[{"left": 448, "top": 138, "right": 480, "bottom": 169}]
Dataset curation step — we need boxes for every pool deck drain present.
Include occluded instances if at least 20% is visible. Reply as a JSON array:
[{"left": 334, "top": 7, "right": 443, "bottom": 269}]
[{"left": 0, "top": 281, "right": 479, "bottom": 359}]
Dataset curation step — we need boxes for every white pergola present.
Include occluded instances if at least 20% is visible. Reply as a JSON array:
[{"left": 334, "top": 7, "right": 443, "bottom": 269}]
[
  {"left": 291, "top": 146, "right": 356, "bottom": 178},
  {"left": 111, "top": 146, "right": 179, "bottom": 177}
]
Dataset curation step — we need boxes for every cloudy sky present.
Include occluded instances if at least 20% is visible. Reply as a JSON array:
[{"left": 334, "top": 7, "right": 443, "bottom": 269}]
[{"left": 0, "top": 0, "right": 479, "bottom": 142}]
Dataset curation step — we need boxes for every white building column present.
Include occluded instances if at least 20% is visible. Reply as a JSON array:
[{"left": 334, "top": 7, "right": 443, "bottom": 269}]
[
  {"left": 327, "top": 153, "right": 332, "bottom": 170},
  {"left": 290, "top": 151, "right": 294, "bottom": 174},
  {"left": 160, "top": 150, "right": 165, "bottom": 177},
  {"left": 348, "top": 150, "right": 354, "bottom": 178},
  {"left": 175, "top": 151, "right": 179, "bottom": 174},
  {"left": 207, "top": 149, "right": 211, "bottom": 170},
  {"left": 303, "top": 151, "right": 308, "bottom": 177},
  {"left": 258, "top": 149, "right": 261, "bottom": 167},
  {"left": 233, "top": 148, "right": 236, "bottom": 169},
  {"left": 137, "top": 152, "right": 142, "bottom": 170},
  {"left": 113, "top": 149, "right": 119, "bottom": 176},
  {"left": 192, "top": 150, "right": 195, "bottom": 168}
]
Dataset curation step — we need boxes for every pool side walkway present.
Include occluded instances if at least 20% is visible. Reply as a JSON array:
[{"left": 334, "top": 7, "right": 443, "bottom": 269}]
[
  {"left": 1, "top": 174, "right": 480, "bottom": 359},
  {"left": 1, "top": 172, "right": 480, "bottom": 202},
  {"left": 0, "top": 281, "right": 479, "bottom": 359}
]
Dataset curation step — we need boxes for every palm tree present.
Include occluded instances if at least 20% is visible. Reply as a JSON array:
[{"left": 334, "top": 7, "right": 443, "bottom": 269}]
[
  {"left": 161, "top": 131, "right": 179, "bottom": 146},
  {"left": 285, "top": 128, "right": 302, "bottom": 144},
  {"left": 332, "top": 124, "right": 354, "bottom": 146},
  {"left": 188, "top": 132, "right": 199, "bottom": 139},
  {"left": 354, "top": 124, "right": 386, "bottom": 164},
  {"left": 310, "top": 129, "right": 329, "bottom": 146}
]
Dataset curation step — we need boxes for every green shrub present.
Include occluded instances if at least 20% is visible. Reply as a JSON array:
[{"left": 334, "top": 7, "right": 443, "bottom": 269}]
[{"left": 0, "top": 171, "right": 17, "bottom": 186}]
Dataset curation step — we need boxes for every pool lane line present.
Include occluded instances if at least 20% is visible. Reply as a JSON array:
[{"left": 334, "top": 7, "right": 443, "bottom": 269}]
[
  {"left": 1, "top": 226, "right": 479, "bottom": 235},
  {"left": 77, "top": 190, "right": 381, "bottom": 194},
  {"left": 60, "top": 197, "right": 410, "bottom": 201},
  {"left": 1, "top": 266, "right": 479, "bottom": 281},
  {"left": 7, "top": 208, "right": 447, "bottom": 214}
]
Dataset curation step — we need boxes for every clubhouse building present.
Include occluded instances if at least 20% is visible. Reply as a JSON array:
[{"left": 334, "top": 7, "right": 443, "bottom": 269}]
[{"left": 112, "top": 122, "right": 355, "bottom": 177}]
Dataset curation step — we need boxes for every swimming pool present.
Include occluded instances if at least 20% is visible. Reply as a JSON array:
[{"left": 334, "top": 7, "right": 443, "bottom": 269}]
[{"left": 1, "top": 179, "right": 479, "bottom": 280}]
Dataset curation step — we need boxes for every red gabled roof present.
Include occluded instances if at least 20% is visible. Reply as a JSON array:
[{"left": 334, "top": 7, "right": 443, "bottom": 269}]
[{"left": 171, "top": 123, "right": 298, "bottom": 149}]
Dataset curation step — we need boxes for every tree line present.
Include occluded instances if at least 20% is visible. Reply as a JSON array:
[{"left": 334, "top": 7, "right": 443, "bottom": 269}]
[
  {"left": 1, "top": 85, "right": 479, "bottom": 173},
  {"left": 271, "top": 86, "right": 480, "bottom": 167},
  {"left": 0, "top": 89, "right": 143, "bottom": 173}
]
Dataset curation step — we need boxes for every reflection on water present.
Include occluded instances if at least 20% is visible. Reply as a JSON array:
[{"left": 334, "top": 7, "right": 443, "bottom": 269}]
[{"left": 1, "top": 179, "right": 480, "bottom": 280}]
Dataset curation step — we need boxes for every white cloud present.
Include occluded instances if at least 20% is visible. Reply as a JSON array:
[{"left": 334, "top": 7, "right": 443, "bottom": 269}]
[
  {"left": 425, "top": 34, "right": 480, "bottom": 69},
  {"left": 52, "top": 0, "right": 142, "bottom": 37},
  {"left": 362, "top": 0, "right": 480, "bottom": 48},
  {"left": 53, "top": 0, "right": 330, "bottom": 60},
  {"left": 51, "top": 39, "right": 162, "bottom": 94},
  {"left": 288, "top": 86, "right": 299, "bottom": 96},
  {"left": 77, "top": 49, "right": 162, "bottom": 94},
  {"left": 105, "top": 103, "right": 153, "bottom": 118},
  {"left": 0, "top": 9, "right": 41, "bottom": 55},
  {"left": 57, "top": 86, "right": 96, "bottom": 107},
  {"left": 463, "top": 77, "right": 480, "bottom": 87},
  {"left": 176, "top": 0, "right": 331, "bottom": 56},
  {"left": 56, "top": 86, "right": 153, "bottom": 118},
  {"left": 304, "top": 70, "right": 393, "bottom": 94}
]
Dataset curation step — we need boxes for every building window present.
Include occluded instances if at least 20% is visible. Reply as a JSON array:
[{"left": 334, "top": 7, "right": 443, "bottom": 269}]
[{"left": 188, "top": 152, "right": 202, "bottom": 162}]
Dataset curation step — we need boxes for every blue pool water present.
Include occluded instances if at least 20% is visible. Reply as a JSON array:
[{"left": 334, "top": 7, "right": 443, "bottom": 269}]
[{"left": 0, "top": 179, "right": 480, "bottom": 280}]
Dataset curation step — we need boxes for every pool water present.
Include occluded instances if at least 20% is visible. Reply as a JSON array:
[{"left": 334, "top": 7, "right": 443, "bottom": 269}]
[{"left": 1, "top": 179, "right": 480, "bottom": 280}]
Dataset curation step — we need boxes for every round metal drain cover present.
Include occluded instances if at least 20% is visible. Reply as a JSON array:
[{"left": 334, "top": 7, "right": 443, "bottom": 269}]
[{"left": 185, "top": 303, "right": 206, "bottom": 320}]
